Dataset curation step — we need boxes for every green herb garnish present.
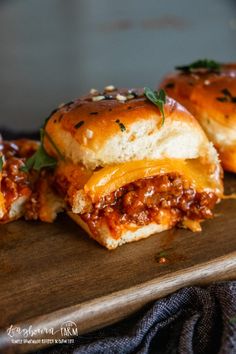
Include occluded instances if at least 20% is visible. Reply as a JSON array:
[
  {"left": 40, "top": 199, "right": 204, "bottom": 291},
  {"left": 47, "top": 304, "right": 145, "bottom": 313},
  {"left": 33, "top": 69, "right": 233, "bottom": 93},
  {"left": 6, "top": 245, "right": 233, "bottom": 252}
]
[
  {"left": 144, "top": 88, "right": 166, "bottom": 126},
  {"left": 0, "top": 156, "right": 3, "bottom": 172},
  {"left": 43, "top": 130, "right": 64, "bottom": 159},
  {"left": 115, "top": 119, "right": 126, "bottom": 132},
  {"left": 75, "top": 121, "right": 85, "bottom": 129},
  {"left": 175, "top": 59, "right": 221, "bottom": 72},
  {"left": 20, "top": 145, "right": 57, "bottom": 172},
  {"left": 216, "top": 88, "right": 236, "bottom": 103},
  {"left": 20, "top": 129, "right": 60, "bottom": 172}
]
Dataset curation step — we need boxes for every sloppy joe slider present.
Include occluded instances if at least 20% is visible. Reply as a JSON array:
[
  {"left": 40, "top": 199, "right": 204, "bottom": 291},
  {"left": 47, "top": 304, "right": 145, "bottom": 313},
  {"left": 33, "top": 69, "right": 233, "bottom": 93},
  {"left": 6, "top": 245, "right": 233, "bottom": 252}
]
[
  {"left": 44, "top": 86, "right": 223, "bottom": 249},
  {"left": 0, "top": 138, "right": 38, "bottom": 222},
  {"left": 0, "top": 136, "right": 64, "bottom": 223},
  {"left": 160, "top": 59, "right": 236, "bottom": 172}
]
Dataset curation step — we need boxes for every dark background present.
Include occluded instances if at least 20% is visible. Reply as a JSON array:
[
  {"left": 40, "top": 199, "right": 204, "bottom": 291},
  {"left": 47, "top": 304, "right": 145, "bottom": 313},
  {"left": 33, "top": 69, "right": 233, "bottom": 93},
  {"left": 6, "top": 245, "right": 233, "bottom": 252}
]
[{"left": 0, "top": 0, "right": 236, "bottom": 131}]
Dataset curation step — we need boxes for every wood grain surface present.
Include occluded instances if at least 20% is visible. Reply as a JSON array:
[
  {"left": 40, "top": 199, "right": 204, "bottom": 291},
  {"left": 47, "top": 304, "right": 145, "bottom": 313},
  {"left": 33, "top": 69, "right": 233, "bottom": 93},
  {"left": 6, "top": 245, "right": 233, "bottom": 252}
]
[{"left": 0, "top": 173, "right": 235, "bottom": 353}]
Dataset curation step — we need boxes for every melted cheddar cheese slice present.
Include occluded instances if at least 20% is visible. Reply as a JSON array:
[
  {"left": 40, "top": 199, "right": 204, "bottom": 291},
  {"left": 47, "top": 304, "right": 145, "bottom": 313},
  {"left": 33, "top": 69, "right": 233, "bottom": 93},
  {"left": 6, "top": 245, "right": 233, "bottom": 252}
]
[{"left": 83, "top": 159, "right": 221, "bottom": 202}]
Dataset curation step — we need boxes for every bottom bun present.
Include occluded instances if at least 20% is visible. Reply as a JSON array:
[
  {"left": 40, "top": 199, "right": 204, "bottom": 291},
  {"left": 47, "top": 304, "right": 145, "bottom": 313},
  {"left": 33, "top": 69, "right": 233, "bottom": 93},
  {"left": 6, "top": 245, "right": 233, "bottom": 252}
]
[{"left": 67, "top": 211, "right": 171, "bottom": 250}]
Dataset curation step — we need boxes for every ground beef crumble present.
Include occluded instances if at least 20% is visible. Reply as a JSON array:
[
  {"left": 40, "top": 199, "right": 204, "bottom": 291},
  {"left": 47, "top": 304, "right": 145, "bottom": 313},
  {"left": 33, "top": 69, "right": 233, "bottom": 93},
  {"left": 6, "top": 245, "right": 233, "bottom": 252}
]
[{"left": 81, "top": 173, "right": 218, "bottom": 239}]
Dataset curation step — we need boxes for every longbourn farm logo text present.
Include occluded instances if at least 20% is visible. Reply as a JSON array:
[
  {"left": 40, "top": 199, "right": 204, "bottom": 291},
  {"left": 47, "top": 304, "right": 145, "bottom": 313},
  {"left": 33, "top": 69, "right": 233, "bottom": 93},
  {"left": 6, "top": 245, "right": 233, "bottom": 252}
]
[{"left": 6, "top": 320, "right": 78, "bottom": 345}]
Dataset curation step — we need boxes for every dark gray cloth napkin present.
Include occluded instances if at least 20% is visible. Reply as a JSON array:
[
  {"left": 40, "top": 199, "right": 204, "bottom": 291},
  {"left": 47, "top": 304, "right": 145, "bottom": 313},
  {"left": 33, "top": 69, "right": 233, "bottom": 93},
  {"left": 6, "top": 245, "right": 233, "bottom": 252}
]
[{"left": 36, "top": 282, "right": 236, "bottom": 354}]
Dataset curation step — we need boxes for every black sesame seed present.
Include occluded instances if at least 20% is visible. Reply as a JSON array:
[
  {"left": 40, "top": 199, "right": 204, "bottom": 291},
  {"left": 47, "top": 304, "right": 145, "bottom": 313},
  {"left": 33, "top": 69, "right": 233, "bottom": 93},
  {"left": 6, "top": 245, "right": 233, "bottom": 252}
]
[
  {"left": 128, "top": 90, "right": 138, "bottom": 98},
  {"left": 165, "top": 82, "right": 175, "bottom": 89},
  {"left": 216, "top": 97, "right": 227, "bottom": 102},
  {"left": 127, "top": 106, "right": 132, "bottom": 110},
  {"left": 217, "top": 89, "right": 236, "bottom": 103},
  {"left": 221, "top": 88, "right": 231, "bottom": 97},
  {"left": 75, "top": 121, "right": 85, "bottom": 129},
  {"left": 89, "top": 112, "right": 98, "bottom": 115},
  {"left": 58, "top": 114, "right": 64, "bottom": 122},
  {"left": 115, "top": 119, "right": 126, "bottom": 132},
  {"left": 104, "top": 94, "right": 113, "bottom": 100},
  {"left": 108, "top": 108, "right": 112, "bottom": 112}
]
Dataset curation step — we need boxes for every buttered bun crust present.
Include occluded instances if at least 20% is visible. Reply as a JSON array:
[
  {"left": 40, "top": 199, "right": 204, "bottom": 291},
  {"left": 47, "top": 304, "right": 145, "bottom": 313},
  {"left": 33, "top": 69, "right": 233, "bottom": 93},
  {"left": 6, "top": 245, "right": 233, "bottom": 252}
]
[{"left": 160, "top": 63, "right": 236, "bottom": 172}]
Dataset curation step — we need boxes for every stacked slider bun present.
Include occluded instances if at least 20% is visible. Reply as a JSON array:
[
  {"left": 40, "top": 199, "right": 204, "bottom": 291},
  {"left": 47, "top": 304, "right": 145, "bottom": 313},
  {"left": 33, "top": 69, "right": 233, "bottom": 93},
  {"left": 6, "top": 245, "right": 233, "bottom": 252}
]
[
  {"left": 43, "top": 87, "right": 223, "bottom": 249},
  {"left": 160, "top": 62, "right": 236, "bottom": 172}
]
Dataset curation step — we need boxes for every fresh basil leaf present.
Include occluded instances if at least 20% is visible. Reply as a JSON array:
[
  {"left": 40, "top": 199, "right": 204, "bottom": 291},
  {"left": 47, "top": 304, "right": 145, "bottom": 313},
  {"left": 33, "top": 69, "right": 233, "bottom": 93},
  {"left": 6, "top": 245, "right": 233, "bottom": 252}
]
[
  {"left": 144, "top": 88, "right": 158, "bottom": 104},
  {"left": 20, "top": 129, "right": 61, "bottom": 172},
  {"left": 43, "top": 129, "right": 64, "bottom": 160},
  {"left": 20, "top": 145, "right": 57, "bottom": 172},
  {"left": 175, "top": 59, "right": 221, "bottom": 72},
  {"left": 144, "top": 87, "right": 166, "bottom": 126}
]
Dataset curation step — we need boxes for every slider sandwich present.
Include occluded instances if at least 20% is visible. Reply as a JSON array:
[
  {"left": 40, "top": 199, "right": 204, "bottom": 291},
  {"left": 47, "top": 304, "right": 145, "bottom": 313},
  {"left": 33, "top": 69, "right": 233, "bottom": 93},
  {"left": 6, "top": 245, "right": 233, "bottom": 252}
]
[
  {"left": 43, "top": 87, "right": 223, "bottom": 249},
  {"left": 0, "top": 135, "right": 64, "bottom": 223},
  {"left": 160, "top": 59, "right": 236, "bottom": 172}
]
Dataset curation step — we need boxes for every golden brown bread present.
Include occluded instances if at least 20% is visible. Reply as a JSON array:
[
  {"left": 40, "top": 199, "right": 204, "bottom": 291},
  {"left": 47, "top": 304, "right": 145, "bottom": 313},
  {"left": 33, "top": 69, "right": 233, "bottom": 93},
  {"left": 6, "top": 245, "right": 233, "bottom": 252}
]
[
  {"left": 43, "top": 87, "right": 223, "bottom": 249},
  {"left": 160, "top": 63, "right": 236, "bottom": 172},
  {"left": 44, "top": 88, "right": 220, "bottom": 169}
]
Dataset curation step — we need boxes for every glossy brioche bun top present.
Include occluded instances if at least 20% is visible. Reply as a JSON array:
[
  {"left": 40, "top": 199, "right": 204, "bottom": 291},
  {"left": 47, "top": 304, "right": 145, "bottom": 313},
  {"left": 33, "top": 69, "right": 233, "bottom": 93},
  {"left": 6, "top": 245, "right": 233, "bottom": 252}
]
[
  {"left": 159, "top": 63, "right": 236, "bottom": 129},
  {"left": 44, "top": 87, "right": 219, "bottom": 170}
]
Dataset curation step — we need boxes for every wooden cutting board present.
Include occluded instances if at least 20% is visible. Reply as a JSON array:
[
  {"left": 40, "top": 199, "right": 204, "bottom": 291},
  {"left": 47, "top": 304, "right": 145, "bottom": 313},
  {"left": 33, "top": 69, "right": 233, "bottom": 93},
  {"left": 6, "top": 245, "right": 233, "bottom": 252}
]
[{"left": 0, "top": 173, "right": 236, "bottom": 353}]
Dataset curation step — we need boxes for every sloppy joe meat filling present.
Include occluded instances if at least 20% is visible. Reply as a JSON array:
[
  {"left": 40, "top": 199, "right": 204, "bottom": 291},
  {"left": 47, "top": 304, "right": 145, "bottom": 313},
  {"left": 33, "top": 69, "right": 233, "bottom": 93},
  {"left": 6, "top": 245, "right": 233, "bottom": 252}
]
[
  {"left": 81, "top": 173, "right": 218, "bottom": 238},
  {"left": 0, "top": 141, "right": 37, "bottom": 220}
]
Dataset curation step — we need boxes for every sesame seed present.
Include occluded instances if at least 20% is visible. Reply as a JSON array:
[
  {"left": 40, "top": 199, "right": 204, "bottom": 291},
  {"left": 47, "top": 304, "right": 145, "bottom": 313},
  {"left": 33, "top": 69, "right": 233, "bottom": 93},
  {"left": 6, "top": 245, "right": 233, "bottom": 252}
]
[
  {"left": 90, "top": 88, "right": 99, "bottom": 95},
  {"left": 116, "top": 94, "right": 127, "bottom": 102},
  {"left": 58, "top": 102, "right": 65, "bottom": 108},
  {"left": 104, "top": 85, "right": 116, "bottom": 92},
  {"left": 92, "top": 95, "right": 105, "bottom": 102},
  {"left": 127, "top": 94, "right": 135, "bottom": 100},
  {"left": 204, "top": 80, "right": 210, "bottom": 85},
  {"left": 86, "top": 129, "right": 94, "bottom": 139},
  {"left": 128, "top": 90, "right": 138, "bottom": 98}
]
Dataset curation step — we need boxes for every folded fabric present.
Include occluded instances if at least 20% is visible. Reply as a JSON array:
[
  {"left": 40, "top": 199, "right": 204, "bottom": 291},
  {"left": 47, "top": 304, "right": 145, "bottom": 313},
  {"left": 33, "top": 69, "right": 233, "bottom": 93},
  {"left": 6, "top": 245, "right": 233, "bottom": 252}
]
[{"left": 36, "top": 281, "right": 236, "bottom": 354}]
